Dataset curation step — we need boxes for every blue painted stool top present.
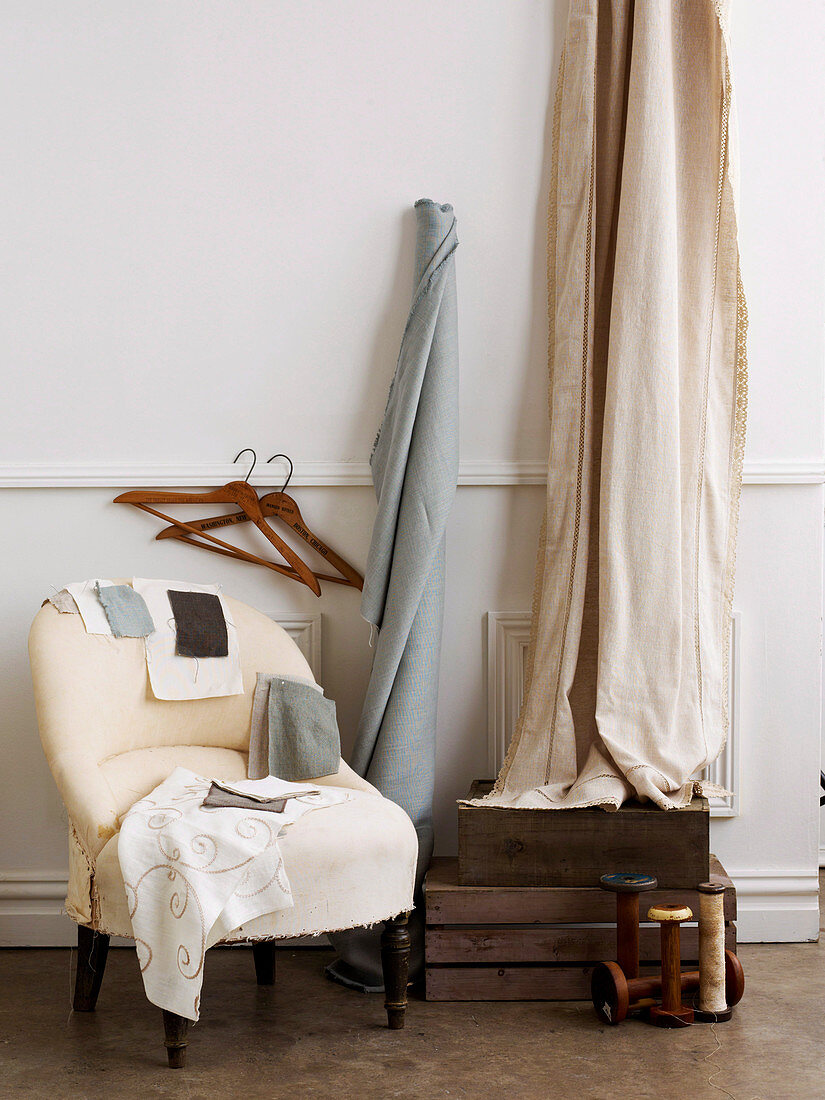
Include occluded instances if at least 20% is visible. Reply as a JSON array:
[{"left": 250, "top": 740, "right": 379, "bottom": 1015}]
[{"left": 599, "top": 872, "right": 658, "bottom": 893}]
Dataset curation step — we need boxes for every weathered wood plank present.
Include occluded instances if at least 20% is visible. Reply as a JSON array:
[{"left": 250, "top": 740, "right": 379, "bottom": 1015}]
[
  {"left": 458, "top": 782, "right": 710, "bottom": 888},
  {"left": 425, "top": 923, "right": 736, "bottom": 965},
  {"left": 425, "top": 965, "right": 594, "bottom": 1001},
  {"left": 425, "top": 856, "right": 736, "bottom": 924}
]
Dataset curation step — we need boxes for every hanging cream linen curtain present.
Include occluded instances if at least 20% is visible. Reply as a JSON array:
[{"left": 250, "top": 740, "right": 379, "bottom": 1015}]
[{"left": 481, "top": 0, "right": 748, "bottom": 811}]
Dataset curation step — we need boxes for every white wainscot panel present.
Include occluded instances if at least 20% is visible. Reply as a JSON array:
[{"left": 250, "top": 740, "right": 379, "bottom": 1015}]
[{"left": 268, "top": 612, "right": 322, "bottom": 680}]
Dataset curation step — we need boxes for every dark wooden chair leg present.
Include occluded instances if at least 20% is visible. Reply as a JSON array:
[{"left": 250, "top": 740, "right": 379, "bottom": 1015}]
[
  {"left": 162, "top": 1010, "right": 189, "bottom": 1069},
  {"left": 73, "top": 925, "right": 110, "bottom": 1012},
  {"left": 380, "top": 913, "right": 410, "bottom": 1030},
  {"left": 252, "top": 941, "right": 276, "bottom": 986}
]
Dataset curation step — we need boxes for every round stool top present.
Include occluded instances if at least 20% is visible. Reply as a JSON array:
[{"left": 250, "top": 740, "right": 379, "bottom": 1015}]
[
  {"left": 697, "top": 881, "right": 725, "bottom": 894},
  {"left": 599, "top": 872, "right": 658, "bottom": 894},
  {"left": 647, "top": 903, "right": 692, "bottom": 923}
]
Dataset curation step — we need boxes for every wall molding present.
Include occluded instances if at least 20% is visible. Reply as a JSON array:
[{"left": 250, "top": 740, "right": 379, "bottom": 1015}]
[
  {"left": 0, "top": 871, "right": 70, "bottom": 947},
  {"left": 705, "top": 612, "right": 742, "bottom": 817},
  {"left": 486, "top": 611, "right": 741, "bottom": 819},
  {"left": 739, "top": 460, "right": 825, "bottom": 485},
  {"left": 728, "top": 868, "right": 821, "bottom": 943},
  {"left": 0, "top": 459, "right": 823, "bottom": 489},
  {"left": 268, "top": 612, "right": 322, "bottom": 680},
  {"left": 486, "top": 612, "right": 531, "bottom": 780}
]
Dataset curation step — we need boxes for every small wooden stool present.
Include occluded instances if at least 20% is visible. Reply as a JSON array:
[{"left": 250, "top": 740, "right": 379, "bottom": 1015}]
[{"left": 647, "top": 904, "right": 694, "bottom": 1027}]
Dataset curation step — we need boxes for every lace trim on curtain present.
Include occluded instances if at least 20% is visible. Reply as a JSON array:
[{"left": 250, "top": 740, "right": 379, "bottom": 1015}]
[
  {"left": 717, "top": 14, "right": 749, "bottom": 755},
  {"left": 491, "top": 45, "right": 567, "bottom": 796},
  {"left": 543, "top": 53, "right": 597, "bottom": 786}
]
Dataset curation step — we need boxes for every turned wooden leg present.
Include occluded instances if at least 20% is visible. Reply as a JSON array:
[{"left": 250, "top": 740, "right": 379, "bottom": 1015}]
[
  {"left": 73, "top": 925, "right": 110, "bottom": 1012},
  {"left": 162, "top": 1010, "right": 189, "bottom": 1069},
  {"left": 252, "top": 941, "right": 276, "bottom": 986},
  {"left": 380, "top": 913, "right": 410, "bottom": 1030}
]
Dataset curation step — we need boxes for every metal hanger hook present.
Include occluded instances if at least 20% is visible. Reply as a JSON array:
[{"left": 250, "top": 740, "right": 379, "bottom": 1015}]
[
  {"left": 233, "top": 448, "right": 257, "bottom": 483},
  {"left": 266, "top": 453, "right": 293, "bottom": 493}
]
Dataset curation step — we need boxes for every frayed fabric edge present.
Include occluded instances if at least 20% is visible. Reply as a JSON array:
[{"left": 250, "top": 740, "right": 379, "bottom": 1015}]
[
  {"left": 73, "top": 899, "right": 414, "bottom": 944},
  {"left": 458, "top": 779, "right": 731, "bottom": 813},
  {"left": 458, "top": 795, "right": 623, "bottom": 812}
]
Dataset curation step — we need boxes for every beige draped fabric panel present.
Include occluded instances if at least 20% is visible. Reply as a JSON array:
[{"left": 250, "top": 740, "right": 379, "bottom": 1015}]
[{"left": 480, "top": 0, "right": 748, "bottom": 811}]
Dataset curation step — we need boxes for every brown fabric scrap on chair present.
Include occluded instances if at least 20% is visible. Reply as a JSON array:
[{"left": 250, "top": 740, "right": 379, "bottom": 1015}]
[
  {"left": 167, "top": 589, "right": 228, "bottom": 658},
  {"left": 202, "top": 781, "right": 320, "bottom": 814}
]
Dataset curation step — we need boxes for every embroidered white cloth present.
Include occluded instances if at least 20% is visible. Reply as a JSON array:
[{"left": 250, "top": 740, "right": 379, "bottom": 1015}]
[
  {"left": 64, "top": 579, "right": 116, "bottom": 635},
  {"left": 133, "top": 578, "right": 243, "bottom": 700},
  {"left": 476, "top": 1, "right": 747, "bottom": 812},
  {"left": 117, "top": 767, "right": 350, "bottom": 1020}
]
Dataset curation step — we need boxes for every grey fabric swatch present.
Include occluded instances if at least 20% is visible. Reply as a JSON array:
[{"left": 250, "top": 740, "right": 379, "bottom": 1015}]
[
  {"left": 247, "top": 673, "right": 340, "bottom": 782},
  {"left": 202, "top": 781, "right": 319, "bottom": 814},
  {"left": 167, "top": 589, "right": 228, "bottom": 657},
  {"left": 247, "top": 675, "right": 272, "bottom": 781},
  {"left": 45, "top": 590, "right": 79, "bottom": 614},
  {"left": 248, "top": 673, "right": 323, "bottom": 779},
  {"left": 95, "top": 583, "right": 155, "bottom": 638}
]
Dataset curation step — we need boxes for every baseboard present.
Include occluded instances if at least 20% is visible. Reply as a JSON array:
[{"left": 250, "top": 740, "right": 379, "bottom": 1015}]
[
  {"left": 819, "top": 845, "right": 825, "bottom": 869},
  {"left": 730, "top": 868, "right": 820, "bottom": 943},
  {"left": 0, "top": 872, "right": 73, "bottom": 946}
]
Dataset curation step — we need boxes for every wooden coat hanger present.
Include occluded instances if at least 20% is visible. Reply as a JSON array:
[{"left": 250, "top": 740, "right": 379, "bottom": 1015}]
[
  {"left": 154, "top": 455, "right": 364, "bottom": 591},
  {"left": 113, "top": 449, "right": 322, "bottom": 596}
]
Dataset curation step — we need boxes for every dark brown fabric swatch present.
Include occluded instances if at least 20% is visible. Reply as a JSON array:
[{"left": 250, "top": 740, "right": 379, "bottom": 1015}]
[{"left": 167, "top": 590, "right": 228, "bottom": 658}]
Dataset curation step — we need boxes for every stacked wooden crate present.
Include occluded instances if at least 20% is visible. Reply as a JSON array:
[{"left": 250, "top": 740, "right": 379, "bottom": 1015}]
[{"left": 424, "top": 782, "right": 736, "bottom": 1001}]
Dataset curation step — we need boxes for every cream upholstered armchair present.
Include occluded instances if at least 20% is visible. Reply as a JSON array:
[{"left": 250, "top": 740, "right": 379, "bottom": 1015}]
[{"left": 29, "top": 585, "right": 417, "bottom": 1067}]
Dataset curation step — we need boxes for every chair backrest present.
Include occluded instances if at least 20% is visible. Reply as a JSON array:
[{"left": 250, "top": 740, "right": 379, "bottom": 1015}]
[{"left": 29, "top": 584, "right": 315, "bottom": 858}]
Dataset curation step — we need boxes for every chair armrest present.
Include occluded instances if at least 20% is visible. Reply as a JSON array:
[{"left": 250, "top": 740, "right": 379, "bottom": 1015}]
[
  {"left": 313, "top": 758, "right": 381, "bottom": 795},
  {"left": 46, "top": 747, "right": 120, "bottom": 859},
  {"left": 29, "top": 614, "right": 120, "bottom": 860}
]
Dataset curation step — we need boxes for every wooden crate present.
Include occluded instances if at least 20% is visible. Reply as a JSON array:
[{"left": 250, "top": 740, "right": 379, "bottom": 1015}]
[
  {"left": 425, "top": 855, "right": 736, "bottom": 1001},
  {"left": 458, "top": 780, "right": 710, "bottom": 888}
]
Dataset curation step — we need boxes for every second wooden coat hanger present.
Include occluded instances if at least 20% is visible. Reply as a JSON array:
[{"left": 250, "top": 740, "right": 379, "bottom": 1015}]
[
  {"left": 154, "top": 454, "right": 364, "bottom": 591},
  {"left": 113, "top": 449, "right": 322, "bottom": 596}
]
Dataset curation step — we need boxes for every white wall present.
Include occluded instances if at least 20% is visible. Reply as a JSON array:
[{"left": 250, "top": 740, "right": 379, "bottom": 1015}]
[{"left": 0, "top": 1, "right": 822, "bottom": 944}]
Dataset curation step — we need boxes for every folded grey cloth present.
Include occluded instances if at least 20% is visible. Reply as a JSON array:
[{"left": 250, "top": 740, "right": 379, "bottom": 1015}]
[
  {"left": 202, "top": 781, "right": 319, "bottom": 814},
  {"left": 248, "top": 673, "right": 340, "bottom": 782},
  {"left": 167, "top": 589, "right": 228, "bottom": 657},
  {"left": 95, "top": 583, "right": 155, "bottom": 638}
]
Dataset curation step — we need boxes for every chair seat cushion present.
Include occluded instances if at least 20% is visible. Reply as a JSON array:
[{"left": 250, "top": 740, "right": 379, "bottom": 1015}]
[{"left": 92, "top": 788, "right": 418, "bottom": 940}]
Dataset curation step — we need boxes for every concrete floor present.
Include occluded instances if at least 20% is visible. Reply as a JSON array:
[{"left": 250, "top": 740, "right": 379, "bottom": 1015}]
[{"left": 1, "top": 902, "right": 823, "bottom": 1100}]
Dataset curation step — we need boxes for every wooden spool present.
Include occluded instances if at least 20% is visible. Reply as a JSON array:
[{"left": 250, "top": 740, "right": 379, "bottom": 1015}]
[
  {"left": 693, "top": 881, "right": 740, "bottom": 1022},
  {"left": 591, "top": 949, "right": 745, "bottom": 1026},
  {"left": 646, "top": 904, "right": 694, "bottom": 1028},
  {"left": 598, "top": 872, "right": 658, "bottom": 981}
]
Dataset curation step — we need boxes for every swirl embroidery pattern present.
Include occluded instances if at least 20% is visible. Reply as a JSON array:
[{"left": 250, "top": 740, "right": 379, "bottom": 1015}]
[{"left": 118, "top": 767, "right": 349, "bottom": 1021}]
